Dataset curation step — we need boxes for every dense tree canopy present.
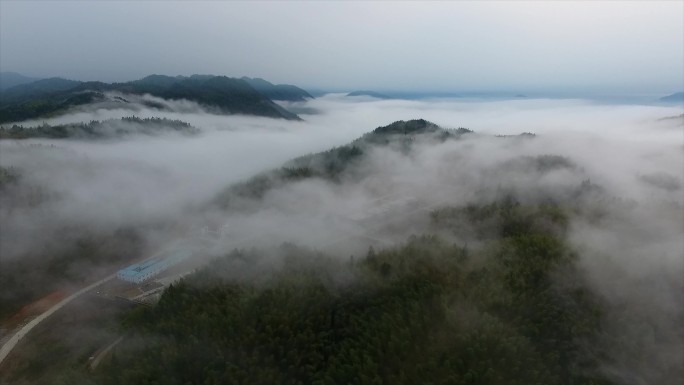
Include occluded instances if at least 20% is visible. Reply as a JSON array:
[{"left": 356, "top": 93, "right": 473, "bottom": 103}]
[
  {"left": 0, "top": 117, "right": 199, "bottom": 139},
  {"left": 93, "top": 200, "right": 610, "bottom": 385},
  {"left": 0, "top": 75, "right": 302, "bottom": 123}
]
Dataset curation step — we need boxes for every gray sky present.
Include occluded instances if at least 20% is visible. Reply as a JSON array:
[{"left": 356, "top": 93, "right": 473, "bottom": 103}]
[{"left": 1, "top": 1, "right": 682, "bottom": 93}]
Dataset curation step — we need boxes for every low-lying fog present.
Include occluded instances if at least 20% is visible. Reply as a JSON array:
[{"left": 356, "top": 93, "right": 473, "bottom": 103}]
[
  {"left": 2, "top": 94, "right": 680, "bottom": 242},
  {"left": 1, "top": 94, "right": 682, "bottom": 383}
]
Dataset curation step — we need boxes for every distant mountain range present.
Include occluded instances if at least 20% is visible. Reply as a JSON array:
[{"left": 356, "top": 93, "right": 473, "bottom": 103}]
[
  {"left": 346, "top": 90, "right": 390, "bottom": 99},
  {"left": 659, "top": 91, "right": 684, "bottom": 104},
  {"left": 242, "top": 77, "right": 313, "bottom": 102},
  {"left": 0, "top": 72, "right": 42, "bottom": 91},
  {"left": 0, "top": 74, "right": 313, "bottom": 123}
]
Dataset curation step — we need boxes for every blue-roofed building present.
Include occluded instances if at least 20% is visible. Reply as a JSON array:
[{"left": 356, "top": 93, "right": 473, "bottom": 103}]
[
  {"left": 117, "top": 242, "right": 198, "bottom": 284},
  {"left": 117, "top": 259, "right": 167, "bottom": 284}
]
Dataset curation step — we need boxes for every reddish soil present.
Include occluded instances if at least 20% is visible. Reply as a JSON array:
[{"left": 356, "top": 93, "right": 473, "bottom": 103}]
[{"left": 2, "top": 290, "right": 70, "bottom": 330}]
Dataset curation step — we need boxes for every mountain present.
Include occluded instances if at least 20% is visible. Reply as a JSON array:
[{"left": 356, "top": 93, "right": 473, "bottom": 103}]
[
  {"left": 0, "top": 75, "right": 301, "bottom": 123},
  {"left": 1, "top": 77, "right": 83, "bottom": 102},
  {"left": 659, "top": 91, "right": 684, "bottom": 104},
  {"left": 216, "top": 120, "right": 473, "bottom": 204},
  {"left": 0, "top": 78, "right": 96, "bottom": 123},
  {"left": 124, "top": 75, "right": 301, "bottom": 119},
  {"left": 0, "top": 72, "right": 42, "bottom": 91},
  {"left": 92, "top": 119, "right": 608, "bottom": 385},
  {"left": 346, "top": 90, "right": 390, "bottom": 99},
  {"left": 242, "top": 76, "right": 313, "bottom": 101}
]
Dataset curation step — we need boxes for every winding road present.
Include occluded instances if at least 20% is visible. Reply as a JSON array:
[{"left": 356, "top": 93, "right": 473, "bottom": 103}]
[
  {"left": 0, "top": 273, "right": 116, "bottom": 366},
  {"left": 0, "top": 206, "right": 436, "bottom": 368}
]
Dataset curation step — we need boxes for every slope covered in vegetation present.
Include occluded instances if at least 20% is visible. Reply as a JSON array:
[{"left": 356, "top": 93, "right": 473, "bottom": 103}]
[
  {"left": 93, "top": 199, "right": 609, "bottom": 385},
  {"left": 0, "top": 75, "right": 302, "bottom": 123},
  {"left": 0, "top": 117, "right": 199, "bottom": 139},
  {"left": 81, "top": 120, "right": 623, "bottom": 385},
  {"left": 3, "top": 118, "right": 679, "bottom": 385},
  {"left": 215, "top": 119, "right": 474, "bottom": 207},
  {"left": 242, "top": 77, "right": 314, "bottom": 101}
]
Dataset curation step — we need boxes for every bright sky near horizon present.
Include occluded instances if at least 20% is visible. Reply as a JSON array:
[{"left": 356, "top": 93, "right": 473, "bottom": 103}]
[{"left": 1, "top": 1, "right": 682, "bottom": 93}]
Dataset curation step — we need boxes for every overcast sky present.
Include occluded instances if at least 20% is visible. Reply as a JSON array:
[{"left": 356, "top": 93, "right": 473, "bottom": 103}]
[{"left": 1, "top": 1, "right": 682, "bottom": 93}]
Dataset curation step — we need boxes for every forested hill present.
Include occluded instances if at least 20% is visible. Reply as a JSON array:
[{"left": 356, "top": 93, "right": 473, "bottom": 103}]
[
  {"left": 0, "top": 72, "right": 44, "bottom": 91},
  {"left": 659, "top": 91, "right": 684, "bottom": 104},
  {"left": 0, "top": 74, "right": 303, "bottom": 123},
  {"left": 0, "top": 117, "right": 200, "bottom": 139},
  {"left": 213, "top": 119, "right": 576, "bottom": 214},
  {"left": 215, "top": 119, "right": 475, "bottom": 206},
  {"left": 370, "top": 118, "right": 441, "bottom": 134},
  {"left": 242, "top": 77, "right": 314, "bottom": 101},
  {"left": 0, "top": 77, "right": 92, "bottom": 104},
  {"left": 4, "top": 118, "right": 676, "bottom": 384},
  {"left": 346, "top": 90, "right": 391, "bottom": 99},
  {"left": 98, "top": 207, "right": 609, "bottom": 385},
  {"left": 90, "top": 119, "right": 618, "bottom": 385}
]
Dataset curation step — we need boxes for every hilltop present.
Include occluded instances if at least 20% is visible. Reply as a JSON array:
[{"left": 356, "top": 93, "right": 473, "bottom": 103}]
[
  {"left": 242, "top": 77, "right": 313, "bottom": 101},
  {"left": 215, "top": 119, "right": 475, "bottom": 205},
  {"left": 90, "top": 119, "right": 614, "bottom": 385}
]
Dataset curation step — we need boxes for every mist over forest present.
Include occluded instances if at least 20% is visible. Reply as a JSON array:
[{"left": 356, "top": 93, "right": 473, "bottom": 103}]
[
  {"left": 0, "top": 83, "right": 682, "bottom": 384},
  {"left": 1, "top": 1, "right": 683, "bottom": 383}
]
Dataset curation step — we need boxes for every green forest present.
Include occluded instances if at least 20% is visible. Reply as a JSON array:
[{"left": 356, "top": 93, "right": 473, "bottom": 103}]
[
  {"left": 0, "top": 75, "right": 303, "bottom": 123},
  {"left": 215, "top": 119, "right": 473, "bottom": 208},
  {"left": 88, "top": 199, "right": 611, "bottom": 385},
  {"left": 2, "top": 119, "right": 678, "bottom": 385},
  {"left": 0, "top": 117, "right": 199, "bottom": 139}
]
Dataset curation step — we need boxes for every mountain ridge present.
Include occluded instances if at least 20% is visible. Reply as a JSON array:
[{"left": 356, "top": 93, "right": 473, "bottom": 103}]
[
  {"left": 659, "top": 91, "right": 684, "bottom": 104},
  {"left": 0, "top": 72, "right": 42, "bottom": 91},
  {"left": 0, "top": 74, "right": 305, "bottom": 123},
  {"left": 242, "top": 77, "right": 313, "bottom": 101},
  {"left": 346, "top": 90, "right": 390, "bottom": 99}
]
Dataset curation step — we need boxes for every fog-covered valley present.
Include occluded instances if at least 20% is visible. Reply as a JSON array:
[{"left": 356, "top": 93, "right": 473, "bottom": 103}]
[
  {"left": 0, "top": 91, "right": 682, "bottom": 384},
  {"left": 2, "top": 95, "right": 681, "bottom": 258},
  {"left": 2, "top": 1, "right": 683, "bottom": 383}
]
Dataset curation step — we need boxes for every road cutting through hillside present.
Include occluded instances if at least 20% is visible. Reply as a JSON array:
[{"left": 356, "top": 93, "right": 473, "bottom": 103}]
[{"left": 0, "top": 273, "right": 116, "bottom": 366}]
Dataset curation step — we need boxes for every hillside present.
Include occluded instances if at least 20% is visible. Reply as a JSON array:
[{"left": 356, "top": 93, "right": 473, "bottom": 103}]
[
  {"left": 659, "top": 91, "right": 684, "bottom": 104},
  {"left": 1, "top": 117, "right": 681, "bottom": 385},
  {"left": 0, "top": 75, "right": 302, "bottom": 123},
  {"left": 2, "top": 77, "right": 82, "bottom": 98},
  {"left": 215, "top": 120, "right": 473, "bottom": 205},
  {"left": 0, "top": 72, "right": 42, "bottom": 91},
  {"left": 126, "top": 75, "right": 301, "bottom": 119},
  {"left": 86, "top": 120, "right": 616, "bottom": 385},
  {"left": 346, "top": 90, "right": 390, "bottom": 99},
  {"left": 97, "top": 213, "right": 605, "bottom": 385},
  {"left": 242, "top": 77, "right": 314, "bottom": 101},
  {"left": 0, "top": 117, "right": 200, "bottom": 139}
]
